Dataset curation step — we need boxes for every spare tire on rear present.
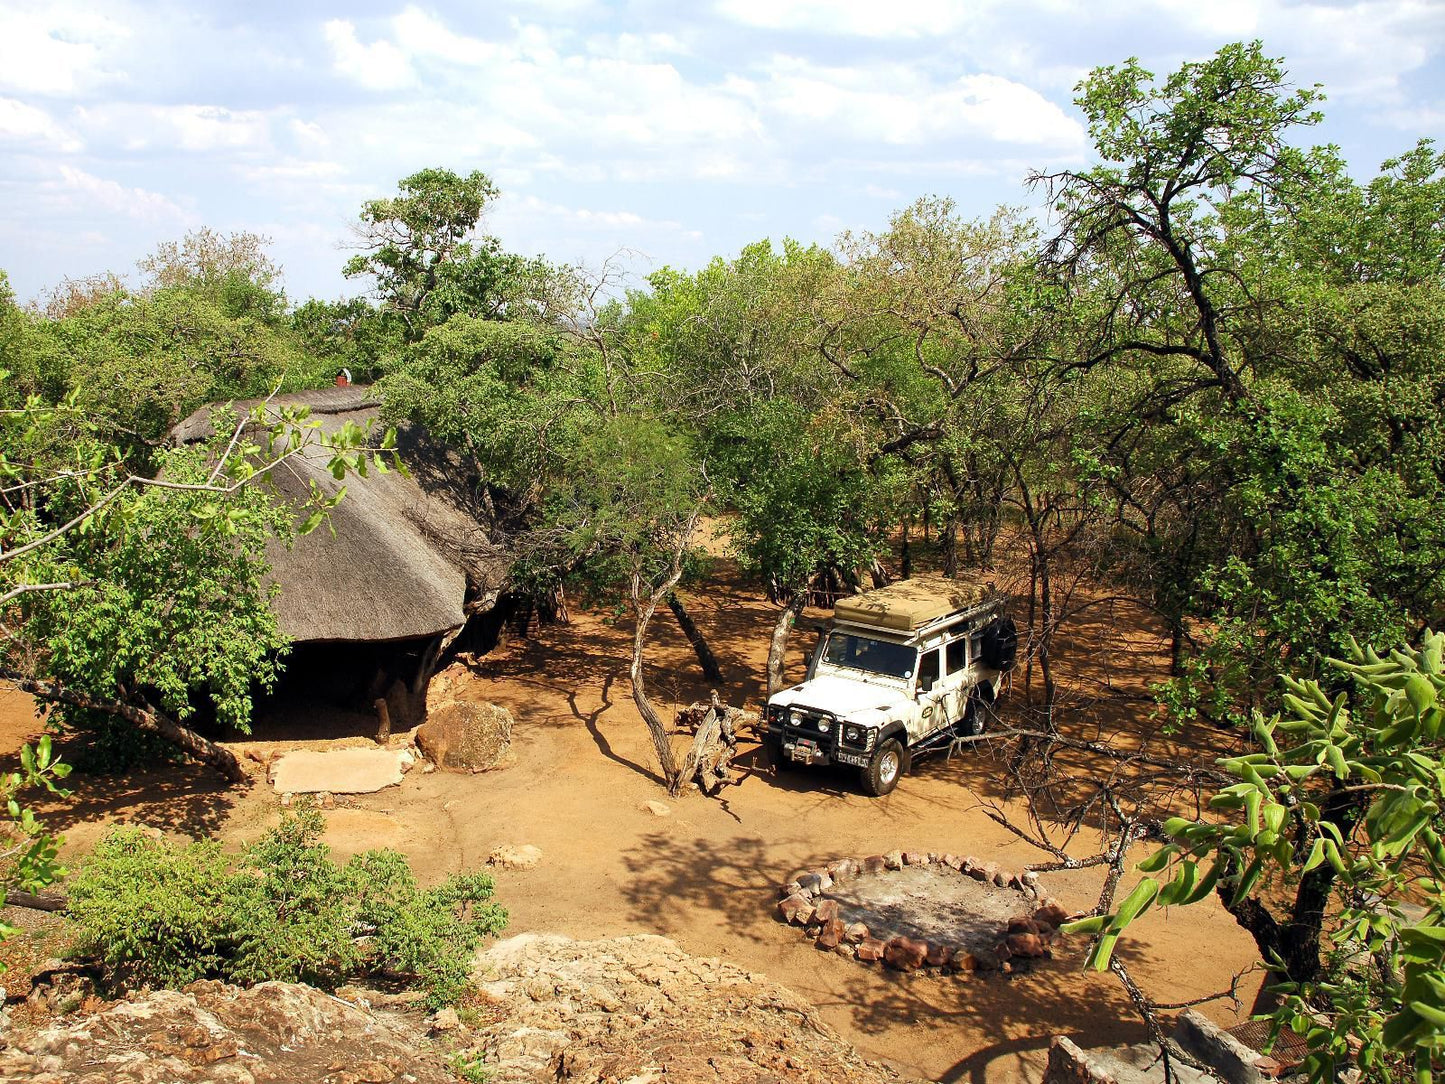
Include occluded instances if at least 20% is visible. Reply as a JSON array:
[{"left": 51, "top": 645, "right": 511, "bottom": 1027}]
[{"left": 979, "top": 615, "right": 1018, "bottom": 671}]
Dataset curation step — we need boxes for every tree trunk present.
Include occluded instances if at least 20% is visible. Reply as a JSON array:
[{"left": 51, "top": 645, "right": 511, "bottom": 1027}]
[
  {"left": 0, "top": 668, "right": 246, "bottom": 783},
  {"left": 900, "top": 520, "right": 912, "bottom": 580},
  {"left": 767, "top": 591, "right": 808, "bottom": 697},
  {"left": 666, "top": 592, "right": 723, "bottom": 683}
]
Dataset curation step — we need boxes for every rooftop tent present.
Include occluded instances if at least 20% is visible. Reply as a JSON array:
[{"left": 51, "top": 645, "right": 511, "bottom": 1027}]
[{"left": 832, "top": 577, "right": 997, "bottom": 634}]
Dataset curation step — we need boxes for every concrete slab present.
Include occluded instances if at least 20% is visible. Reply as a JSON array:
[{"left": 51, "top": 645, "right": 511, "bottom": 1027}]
[{"left": 270, "top": 747, "right": 409, "bottom": 795}]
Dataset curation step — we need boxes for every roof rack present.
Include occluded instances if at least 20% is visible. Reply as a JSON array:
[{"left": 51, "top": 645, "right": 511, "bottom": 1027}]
[{"left": 831, "top": 577, "right": 1004, "bottom": 635}]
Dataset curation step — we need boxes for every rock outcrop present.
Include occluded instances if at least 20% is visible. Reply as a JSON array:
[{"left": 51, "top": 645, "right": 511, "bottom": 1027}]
[
  {"left": 1, "top": 934, "right": 911, "bottom": 1084},
  {"left": 464, "top": 933, "right": 914, "bottom": 1083},
  {"left": 0, "top": 979, "right": 456, "bottom": 1084}
]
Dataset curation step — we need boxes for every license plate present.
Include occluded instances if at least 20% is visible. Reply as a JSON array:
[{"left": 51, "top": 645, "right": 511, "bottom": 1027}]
[{"left": 835, "top": 751, "right": 868, "bottom": 768}]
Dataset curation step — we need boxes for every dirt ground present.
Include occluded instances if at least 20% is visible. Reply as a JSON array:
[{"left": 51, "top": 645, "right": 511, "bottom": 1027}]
[{"left": 0, "top": 561, "right": 1266, "bottom": 1084}]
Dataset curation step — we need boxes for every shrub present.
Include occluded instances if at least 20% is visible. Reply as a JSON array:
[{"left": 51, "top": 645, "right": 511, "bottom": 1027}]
[{"left": 68, "top": 804, "right": 507, "bottom": 1006}]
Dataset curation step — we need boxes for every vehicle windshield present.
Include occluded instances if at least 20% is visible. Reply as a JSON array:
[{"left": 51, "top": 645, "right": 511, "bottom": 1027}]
[{"left": 820, "top": 632, "right": 915, "bottom": 679}]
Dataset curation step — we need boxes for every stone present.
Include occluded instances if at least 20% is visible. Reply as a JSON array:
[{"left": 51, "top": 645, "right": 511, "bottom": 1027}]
[
  {"left": 924, "top": 943, "right": 954, "bottom": 969},
  {"left": 940, "top": 853, "right": 961, "bottom": 870},
  {"left": 902, "top": 851, "right": 929, "bottom": 866},
  {"left": 962, "top": 857, "right": 986, "bottom": 879},
  {"left": 1006, "top": 932, "right": 1046, "bottom": 958},
  {"left": 1255, "top": 1055, "right": 1283, "bottom": 1078},
  {"left": 883, "top": 851, "right": 904, "bottom": 871},
  {"left": 833, "top": 942, "right": 856, "bottom": 959},
  {"left": 827, "top": 858, "right": 860, "bottom": 882},
  {"left": 777, "top": 895, "right": 812, "bottom": 924},
  {"left": 969, "top": 950, "right": 997, "bottom": 972},
  {"left": 1034, "top": 903, "right": 1069, "bottom": 929},
  {"left": 798, "top": 871, "right": 833, "bottom": 894},
  {"left": 641, "top": 800, "right": 671, "bottom": 817},
  {"left": 816, "top": 919, "right": 847, "bottom": 950},
  {"left": 862, "top": 854, "right": 888, "bottom": 874},
  {"left": 813, "top": 899, "right": 841, "bottom": 924},
  {"left": 415, "top": 699, "right": 517, "bottom": 773},
  {"left": 269, "top": 747, "right": 409, "bottom": 795},
  {"left": 487, "top": 844, "right": 543, "bottom": 871},
  {"left": 1007, "top": 916, "right": 1040, "bottom": 936},
  {"left": 883, "top": 937, "right": 928, "bottom": 972},
  {"left": 844, "top": 922, "right": 870, "bottom": 944},
  {"left": 855, "top": 938, "right": 887, "bottom": 963},
  {"left": 953, "top": 952, "right": 980, "bottom": 972},
  {"left": 318, "top": 790, "right": 337, "bottom": 809}
]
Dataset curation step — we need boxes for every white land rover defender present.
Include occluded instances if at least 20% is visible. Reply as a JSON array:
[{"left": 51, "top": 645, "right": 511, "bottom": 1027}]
[{"left": 764, "top": 578, "right": 1017, "bottom": 796}]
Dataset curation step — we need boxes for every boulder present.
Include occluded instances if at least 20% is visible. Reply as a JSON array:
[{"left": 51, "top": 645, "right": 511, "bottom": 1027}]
[
  {"left": 813, "top": 899, "right": 841, "bottom": 924},
  {"left": 1034, "top": 902, "right": 1070, "bottom": 929},
  {"left": 415, "top": 699, "right": 516, "bottom": 773},
  {"left": 856, "top": 938, "right": 887, "bottom": 963},
  {"left": 817, "top": 919, "right": 847, "bottom": 950},
  {"left": 487, "top": 844, "right": 543, "bottom": 871},
  {"left": 883, "top": 937, "right": 928, "bottom": 972},
  {"left": 1006, "top": 932, "right": 1047, "bottom": 958}
]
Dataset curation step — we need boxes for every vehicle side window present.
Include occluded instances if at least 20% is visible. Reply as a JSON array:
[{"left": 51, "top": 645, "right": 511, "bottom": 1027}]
[
  {"left": 945, "top": 638, "right": 967, "bottom": 674},
  {"left": 917, "top": 649, "right": 940, "bottom": 692},
  {"left": 970, "top": 630, "right": 984, "bottom": 661}
]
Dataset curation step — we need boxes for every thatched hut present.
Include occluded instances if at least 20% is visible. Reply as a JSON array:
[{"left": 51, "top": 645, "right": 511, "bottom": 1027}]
[{"left": 172, "top": 385, "right": 504, "bottom": 726}]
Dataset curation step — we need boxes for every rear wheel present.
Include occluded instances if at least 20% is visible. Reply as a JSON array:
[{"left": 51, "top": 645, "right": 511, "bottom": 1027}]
[
  {"left": 958, "top": 683, "right": 995, "bottom": 738},
  {"left": 860, "top": 739, "right": 904, "bottom": 796}
]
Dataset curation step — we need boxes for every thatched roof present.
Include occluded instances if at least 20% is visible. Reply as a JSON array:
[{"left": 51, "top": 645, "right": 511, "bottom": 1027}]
[{"left": 172, "top": 385, "right": 501, "bottom": 644}]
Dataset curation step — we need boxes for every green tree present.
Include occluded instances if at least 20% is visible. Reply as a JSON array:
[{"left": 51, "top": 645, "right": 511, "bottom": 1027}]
[
  {"left": 0, "top": 380, "right": 383, "bottom": 778},
  {"left": 344, "top": 168, "right": 551, "bottom": 340},
  {"left": 1073, "top": 631, "right": 1445, "bottom": 1083}
]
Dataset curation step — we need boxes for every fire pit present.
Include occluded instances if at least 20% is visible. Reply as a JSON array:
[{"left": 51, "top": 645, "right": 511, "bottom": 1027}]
[{"left": 775, "top": 851, "right": 1071, "bottom": 974}]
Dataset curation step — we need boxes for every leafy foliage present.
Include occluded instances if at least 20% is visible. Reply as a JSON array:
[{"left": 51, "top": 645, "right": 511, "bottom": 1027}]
[
  {"left": 1070, "top": 631, "right": 1445, "bottom": 1082},
  {"left": 0, "top": 736, "right": 70, "bottom": 959},
  {"left": 69, "top": 805, "right": 507, "bottom": 1007}
]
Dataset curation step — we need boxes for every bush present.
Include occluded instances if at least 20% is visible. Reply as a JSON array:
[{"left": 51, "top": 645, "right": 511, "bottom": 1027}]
[{"left": 68, "top": 804, "right": 507, "bottom": 1006}]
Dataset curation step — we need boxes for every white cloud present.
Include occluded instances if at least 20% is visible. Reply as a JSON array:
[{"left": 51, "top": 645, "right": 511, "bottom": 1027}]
[
  {"left": 323, "top": 19, "right": 415, "bottom": 90},
  {"left": 73, "top": 104, "right": 272, "bottom": 154},
  {"left": 0, "top": 5, "right": 127, "bottom": 97},
  {"left": 391, "top": 6, "right": 501, "bottom": 65},
  {"left": 714, "top": 0, "right": 979, "bottom": 37},
  {"left": 0, "top": 98, "right": 83, "bottom": 151},
  {"left": 53, "top": 165, "right": 193, "bottom": 225},
  {"left": 755, "top": 60, "right": 1085, "bottom": 150}
]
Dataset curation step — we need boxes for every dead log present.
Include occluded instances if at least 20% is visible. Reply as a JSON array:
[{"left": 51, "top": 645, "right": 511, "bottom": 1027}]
[
  {"left": 672, "top": 692, "right": 758, "bottom": 797},
  {"left": 0, "top": 668, "right": 246, "bottom": 783},
  {"left": 6, "top": 890, "right": 67, "bottom": 912}
]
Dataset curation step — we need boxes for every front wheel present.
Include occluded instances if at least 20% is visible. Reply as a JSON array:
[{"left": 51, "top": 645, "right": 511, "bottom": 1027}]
[{"left": 860, "top": 739, "right": 904, "bottom": 797}]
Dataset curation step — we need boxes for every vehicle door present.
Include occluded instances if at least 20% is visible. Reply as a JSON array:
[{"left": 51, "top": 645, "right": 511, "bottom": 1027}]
[
  {"left": 912, "top": 647, "right": 949, "bottom": 742},
  {"left": 940, "top": 636, "right": 970, "bottom": 725}
]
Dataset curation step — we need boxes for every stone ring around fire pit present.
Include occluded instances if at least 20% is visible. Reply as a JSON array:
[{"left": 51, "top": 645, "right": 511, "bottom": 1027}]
[{"left": 775, "top": 850, "right": 1073, "bottom": 975}]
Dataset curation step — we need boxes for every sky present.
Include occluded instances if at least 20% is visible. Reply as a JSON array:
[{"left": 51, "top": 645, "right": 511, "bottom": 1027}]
[{"left": 1, "top": 0, "right": 1442, "bottom": 306}]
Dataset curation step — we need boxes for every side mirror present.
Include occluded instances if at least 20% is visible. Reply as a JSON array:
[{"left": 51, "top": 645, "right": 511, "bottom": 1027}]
[{"left": 918, "top": 675, "right": 935, "bottom": 695}]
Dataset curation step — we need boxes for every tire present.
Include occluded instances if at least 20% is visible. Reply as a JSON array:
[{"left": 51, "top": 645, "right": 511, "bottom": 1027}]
[
  {"left": 860, "top": 739, "right": 904, "bottom": 797},
  {"left": 958, "top": 682, "right": 996, "bottom": 738},
  {"left": 979, "top": 616, "right": 1018, "bottom": 672}
]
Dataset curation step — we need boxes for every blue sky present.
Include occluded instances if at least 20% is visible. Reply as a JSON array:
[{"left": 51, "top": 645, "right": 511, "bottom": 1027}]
[{"left": 1, "top": 0, "right": 1442, "bottom": 305}]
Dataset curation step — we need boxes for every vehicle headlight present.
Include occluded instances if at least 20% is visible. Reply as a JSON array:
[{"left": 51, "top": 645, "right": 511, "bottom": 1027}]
[
  {"left": 845, "top": 726, "right": 861, "bottom": 743},
  {"left": 817, "top": 718, "right": 831, "bottom": 734},
  {"left": 790, "top": 709, "right": 804, "bottom": 725}
]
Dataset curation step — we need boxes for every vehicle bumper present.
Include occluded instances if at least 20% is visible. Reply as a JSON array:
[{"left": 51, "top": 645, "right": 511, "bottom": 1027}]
[{"left": 766, "top": 725, "right": 871, "bottom": 769}]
